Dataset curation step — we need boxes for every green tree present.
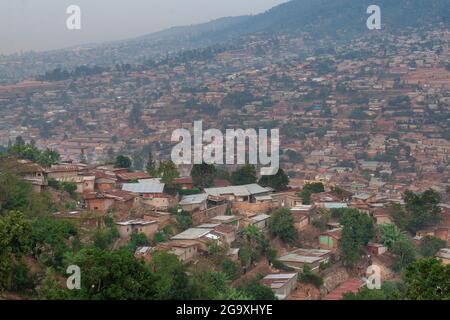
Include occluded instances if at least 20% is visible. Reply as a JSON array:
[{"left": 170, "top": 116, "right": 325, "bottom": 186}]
[
  {"left": 343, "top": 287, "right": 387, "bottom": 300},
  {"left": 379, "top": 224, "right": 406, "bottom": 250},
  {"left": 152, "top": 231, "right": 167, "bottom": 245},
  {"left": 127, "top": 233, "right": 148, "bottom": 252},
  {"left": 189, "top": 266, "right": 230, "bottom": 300},
  {"left": 343, "top": 281, "right": 405, "bottom": 300},
  {"left": 299, "top": 182, "right": 324, "bottom": 204},
  {"left": 62, "top": 182, "right": 77, "bottom": 196},
  {"left": 223, "top": 287, "right": 252, "bottom": 300},
  {"left": 391, "top": 238, "right": 417, "bottom": 272},
  {"left": 239, "top": 278, "right": 276, "bottom": 300},
  {"left": 157, "top": 160, "right": 180, "bottom": 184},
  {"left": 0, "top": 211, "right": 32, "bottom": 290},
  {"left": 30, "top": 218, "right": 78, "bottom": 269},
  {"left": 150, "top": 251, "right": 193, "bottom": 300},
  {"left": 339, "top": 209, "right": 375, "bottom": 267},
  {"left": 0, "top": 167, "right": 53, "bottom": 217},
  {"left": 36, "top": 268, "right": 69, "bottom": 300},
  {"left": 392, "top": 189, "right": 442, "bottom": 233},
  {"left": 238, "top": 225, "right": 269, "bottom": 266},
  {"left": 66, "top": 248, "right": 156, "bottom": 300},
  {"left": 258, "top": 168, "right": 289, "bottom": 192},
  {"left": 145, "top": 147, "right": 157, "bottom": 177},
  {"left": 191, "top": 163, "right": 216, "bottom": 189},
  {"left": 268, "top": 208, "right": 297, "bottom": 244},
  {"left": 38, "top": 149, "right": 60, "bottom": 167},
  {"left": 0, "top": 172, "right": 33, "bottom": 212},
  {"left": 207, "top": 241, "right": 229, "bottom": 266},
  {"left": 404, "top": 258, "right": 450, "bottom": 300},
  {"left": 215, "top": 167, "right": 230, "bottom": 181},
  {"left": 6, "top": 138, "right": 60, "bottom": 167},
  {"left": 230, "top": 165, "right": 257, "bottom": 185},
  {"left": 175, "top": 209, "right": 193, "bottom": 232},
  {"left": 419, "top": 236, "right": 446, "bottom": 258},
  {"left": 222, "top": 258, "right": 239, "bottom": 280},
  {"left": 299, "top": 265, "right": 323, "bottom": 288},
  {"left": 92, "top": 226, "right": 120, "bottom": 250},
  {"left": 114, "top": 155, "right": 132, "bottom": 169}
]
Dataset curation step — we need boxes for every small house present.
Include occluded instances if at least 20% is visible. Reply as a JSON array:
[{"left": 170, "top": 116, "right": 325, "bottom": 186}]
[
  {"left": 367, "top": 243, "right": 388, "bottom": 256},
  {"left": 319, "top": 228, "right": 343, "bottom": 250},
  {"left": 278, "top": 248, "right": 331, "bottom": 272},
  {"left": 260, "top": 273, "right": 298, "bottom": 300},
  {"left": 179, "top": 193, "right": 208, "bottom": 212},
  {"left": 116, "top": 220, "right": 159, "bottom": 240}
]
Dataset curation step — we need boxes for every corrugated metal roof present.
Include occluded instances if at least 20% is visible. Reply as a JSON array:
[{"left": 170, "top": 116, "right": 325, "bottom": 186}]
[
  {"left": 171, "top": 228, "right": 213, "bottom": 240},
  {"left": 324, "top": 202, "right": 348, "bottom": 209},
  {"left": 179, "top": 193, "right": 208, "bottom": 205},
  {"left": 263, "top": 273, "right": 297, "bottom": 280},
  {"left": 122, "top": 182, "right": 165, "bottom": 193},
  {"left": 204, "top": 184, "right": 271, "bottom": 197}
]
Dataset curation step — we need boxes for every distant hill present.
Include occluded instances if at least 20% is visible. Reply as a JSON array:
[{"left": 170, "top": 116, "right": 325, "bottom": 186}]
[
  {"left": 1, "top": 0, "right": 448, "bottom": 82},
  {"left": 124, "top": 0, "right": 449, "bottom": 50}
]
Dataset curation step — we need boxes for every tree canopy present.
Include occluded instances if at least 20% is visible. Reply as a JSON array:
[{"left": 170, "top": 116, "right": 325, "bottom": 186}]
[
  {"left": 156, "top": 160, "right": 180, "bottom": 184},
  {"left": 268, "top": 208, "right": 297, "bottom": 244},
  {"left": 339, "top": 209, "right": 375, "bottom": 267},
  {"left": 258, "top": 168, "right": 289, "bottom": 192},
  {"left": 230, "top": 165, "right": 257, "bottom": 186},
  {"left": 7, "top": 137, "right": 60, "bottom": 167},
  {"left": 191, "top": 163, "right": 216, "bottom": 189},
  {"left": 299, "top": 182, "right": 324, "bottom": 204},
  {"left": 0, "top": 211, "right": 32, "bottom": 291},
  {"left": 392, "top": 189, "right": 442, "bottom": 233},
  {"left": 114, "top": 155, "right": 132, "bottom": 169},
  {"left": 404, "top": 258, "right": 450, "bottom": 300}
]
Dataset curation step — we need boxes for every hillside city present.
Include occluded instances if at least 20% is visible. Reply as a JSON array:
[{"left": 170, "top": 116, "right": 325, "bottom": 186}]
[{"left": 0, "top": 1, "right": 449, "bottom": 301}]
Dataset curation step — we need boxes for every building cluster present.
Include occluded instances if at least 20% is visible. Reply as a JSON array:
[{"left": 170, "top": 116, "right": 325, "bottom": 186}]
[
  {"left": 15, "top": 158, "right": 450, "bottom": 299},
  {"left": 1, "top": 24, "right": 449, "bottom": 299}
]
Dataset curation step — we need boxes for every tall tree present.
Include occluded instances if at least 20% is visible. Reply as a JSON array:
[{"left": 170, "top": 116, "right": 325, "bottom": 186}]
[
  {"left": 30, "top": 218, "right": 78, "bottom": 268},
  {"left": 150, "top": 251, "right": 193, "bottom": 300},
  {"left": 299, "top": 182, "right": 325, "bottom": 204},
  {"left": 339, "top": 209, "right": 375, "bottom": 267},
  {"left": 191, "top": 163, "right": 216, "bottom": 189},
  {"left": 145, "top": 146, "right": 157, "bottom": 177},
  {"left": 268, "top": 208, "right": 297, "bottom": 244},
  {"left": 230, "top": 164, "right": 257, "bottom": 186},
  {"left": 114, "top": 155, "right": 132, "bottom": 169},
  {"left": 419, "top": 236, "right": 446, "bottom": 258},
  {"left": 391, "top": 238, "right": 417, "bottom": 272},
  {"left": 379, "top": 224, "right": 406, "bottom": 250},
  {"left": 258, "top": 168, "right": 289, "bottom": 192},
  {"left": 392, "top": 189, "right": 442, "bottom": 233},
  {"left": 157, "top": 160, "right": 180, "bottom": 184},
  {"left": 404, "top": 258, "right": 450, "bottom": 300},
  {"left": 0, "top": 211, "right": 32, "bottom": 290},
  {"left": 66, "top": 248, "right": 156, "bottom": 300},
  {"left": 239, "top": 278, "right": 276, "bottom": 300}
]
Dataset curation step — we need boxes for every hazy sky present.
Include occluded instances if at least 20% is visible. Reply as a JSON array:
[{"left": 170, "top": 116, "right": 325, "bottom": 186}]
[{"left": 0, "top": 0, "right": 287, "bottom": 55}]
